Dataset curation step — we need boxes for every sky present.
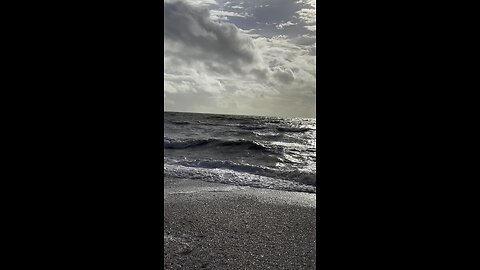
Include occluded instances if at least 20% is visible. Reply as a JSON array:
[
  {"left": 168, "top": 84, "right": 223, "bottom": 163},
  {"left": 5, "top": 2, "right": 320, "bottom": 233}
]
[{"left": 164, "top": 0, "right": 316, "bottom": 118}]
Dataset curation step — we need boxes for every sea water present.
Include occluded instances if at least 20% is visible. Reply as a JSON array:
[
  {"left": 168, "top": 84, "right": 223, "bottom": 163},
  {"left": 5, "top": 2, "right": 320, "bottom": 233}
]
[{"left": 164, "top": 111, "right": 316, "bottom": 193}]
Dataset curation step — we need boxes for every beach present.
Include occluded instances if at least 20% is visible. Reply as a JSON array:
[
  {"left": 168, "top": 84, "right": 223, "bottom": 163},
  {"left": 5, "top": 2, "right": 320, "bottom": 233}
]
[{"left": 164, "top": 178, "right": 316, "bottom": 269}]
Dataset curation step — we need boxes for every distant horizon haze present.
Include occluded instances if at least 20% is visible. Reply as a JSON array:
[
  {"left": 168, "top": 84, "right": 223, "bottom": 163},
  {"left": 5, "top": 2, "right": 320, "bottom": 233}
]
[{"left": 164, "top": 109, "right": 316, "bottom": 119}]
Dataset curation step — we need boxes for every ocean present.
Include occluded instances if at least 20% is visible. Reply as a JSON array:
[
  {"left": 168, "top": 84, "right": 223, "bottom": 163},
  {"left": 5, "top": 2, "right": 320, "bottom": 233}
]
[{"left": 164, "top": 111, "right": 316, "bottom": 193}]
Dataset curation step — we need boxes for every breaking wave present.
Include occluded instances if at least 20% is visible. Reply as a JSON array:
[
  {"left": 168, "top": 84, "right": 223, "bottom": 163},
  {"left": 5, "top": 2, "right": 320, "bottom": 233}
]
[{"left": 164, "top": 138, "right": 270, "bottom": 152}]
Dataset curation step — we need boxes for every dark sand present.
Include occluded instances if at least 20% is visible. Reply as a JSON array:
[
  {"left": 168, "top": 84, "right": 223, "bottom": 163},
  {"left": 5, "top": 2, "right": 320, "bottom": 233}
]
[{"left": 164, "top": 178, "right": 316, "bottom": 269}]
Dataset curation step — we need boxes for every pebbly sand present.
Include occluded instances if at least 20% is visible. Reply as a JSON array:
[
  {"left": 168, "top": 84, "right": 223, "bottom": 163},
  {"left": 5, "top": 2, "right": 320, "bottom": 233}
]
[{"left": 164, "top": 178, "right": 316, "bottom": 269}]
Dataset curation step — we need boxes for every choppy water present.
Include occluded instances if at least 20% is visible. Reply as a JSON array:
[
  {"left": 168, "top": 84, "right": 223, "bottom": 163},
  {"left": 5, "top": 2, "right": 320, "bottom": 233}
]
[{"left": 164, "top": 111, "right": 316, "bottom": 193}]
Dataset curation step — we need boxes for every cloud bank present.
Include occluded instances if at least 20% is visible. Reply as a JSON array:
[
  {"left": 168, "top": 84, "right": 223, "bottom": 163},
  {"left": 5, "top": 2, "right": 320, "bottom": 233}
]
[{"left": 164, "top": 0, "right": 316, "bottom": 118}]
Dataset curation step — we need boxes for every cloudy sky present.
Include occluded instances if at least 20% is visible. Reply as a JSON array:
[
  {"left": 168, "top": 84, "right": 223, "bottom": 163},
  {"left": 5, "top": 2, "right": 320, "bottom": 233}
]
[{"left": 164, "top": 0, "right": 316, "bottom": 118}]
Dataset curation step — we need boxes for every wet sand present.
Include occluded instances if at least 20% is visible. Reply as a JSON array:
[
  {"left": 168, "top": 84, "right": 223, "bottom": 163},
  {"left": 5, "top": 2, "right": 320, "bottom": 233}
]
[{"left": 164, "top": 178, "right": 316, "bottom": 269}]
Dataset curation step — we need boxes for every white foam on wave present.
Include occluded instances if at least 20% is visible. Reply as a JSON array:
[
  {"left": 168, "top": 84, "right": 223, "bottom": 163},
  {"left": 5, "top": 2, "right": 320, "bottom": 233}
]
[{"left": 164, "top": 163, "right": 316, "bottom": 193}]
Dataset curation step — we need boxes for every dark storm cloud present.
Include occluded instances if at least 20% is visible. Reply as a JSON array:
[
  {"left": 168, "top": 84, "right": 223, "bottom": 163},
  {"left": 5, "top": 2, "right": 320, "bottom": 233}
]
[
  {"left": 273, "top": 68, "right": 295, "bottom": 84},
  {"left": 164, "top": 1, "right": 259, "bottom": 68}
]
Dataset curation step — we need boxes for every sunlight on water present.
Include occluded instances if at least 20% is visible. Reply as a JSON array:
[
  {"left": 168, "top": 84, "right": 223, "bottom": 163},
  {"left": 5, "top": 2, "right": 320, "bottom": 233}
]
[{"left": 164, "top": 112, "right": 316, "bottom": 193}]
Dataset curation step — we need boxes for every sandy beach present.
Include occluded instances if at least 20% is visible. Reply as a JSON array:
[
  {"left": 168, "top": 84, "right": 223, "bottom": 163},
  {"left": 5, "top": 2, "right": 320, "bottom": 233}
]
[{"left": 164, "top": 178, "right": 316, "bottom": 269}]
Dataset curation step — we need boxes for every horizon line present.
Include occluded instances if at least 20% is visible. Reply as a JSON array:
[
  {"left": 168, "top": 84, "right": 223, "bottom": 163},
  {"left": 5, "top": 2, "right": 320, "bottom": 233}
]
[{"left": 164, "top": 110, "right": 316, "bottom": 119}]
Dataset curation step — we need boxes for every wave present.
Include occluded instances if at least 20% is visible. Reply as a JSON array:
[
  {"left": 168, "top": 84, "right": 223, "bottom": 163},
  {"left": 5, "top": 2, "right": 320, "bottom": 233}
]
[
  {"left": 195, "top": 121, "right": 224, "bottom": 126},
  {"left": 238, "top": 125, "right": 267, "bottom": 130},
  {"left": 169, "top": 120, "right": 192, "bottom": 125},
  {"left": 164, "top": 138, "right": 270, "bottom": 152},
  {"left": 164, "top": 163, "right": 316, "bottom": 193},
  {"left": 166, "top": 159, "right": 316, "bottom": 187},
  {"left": 253, "top": 131, "right": 282, "bottom": 138},
  {"left": 277, "top": 127, "right": 313, "bottom": 133},
  {"left": 164, "top": 112, "right": 316, "bottom": 194},
  {"left": 206, "top": 115, "right": 247, "bottom": 121}
]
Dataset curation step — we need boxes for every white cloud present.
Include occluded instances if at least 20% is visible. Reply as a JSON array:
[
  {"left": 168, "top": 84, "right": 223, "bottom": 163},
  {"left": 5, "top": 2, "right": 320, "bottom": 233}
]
[
  {"left": 164, "top": 0, "right": 316, "bottom": 117},
  {"left": 276, "top": 21, "right": 296, "bottom": 29}
]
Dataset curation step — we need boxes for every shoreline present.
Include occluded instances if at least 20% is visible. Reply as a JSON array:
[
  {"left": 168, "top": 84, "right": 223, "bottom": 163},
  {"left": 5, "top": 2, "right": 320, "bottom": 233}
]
[{"left": 164, "top": 178, "right": 316, "bottom": 269}]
